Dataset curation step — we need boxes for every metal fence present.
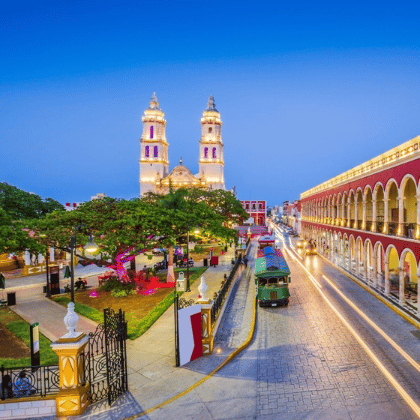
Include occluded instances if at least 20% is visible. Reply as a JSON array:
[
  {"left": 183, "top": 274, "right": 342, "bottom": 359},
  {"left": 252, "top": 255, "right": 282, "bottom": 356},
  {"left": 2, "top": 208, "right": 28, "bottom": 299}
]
[
  {"left": 1, "top": 364, "right": 59, "bottom": 401},
  {"left": 210, "top": 256, "right": 243, "bottom": 326}
]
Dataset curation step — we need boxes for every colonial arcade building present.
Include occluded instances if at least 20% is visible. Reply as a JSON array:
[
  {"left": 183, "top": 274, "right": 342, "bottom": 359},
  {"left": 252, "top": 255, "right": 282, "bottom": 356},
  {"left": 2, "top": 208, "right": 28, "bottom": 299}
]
[{"left": 300, "top": 134, "right": 420, "bottom": 315}]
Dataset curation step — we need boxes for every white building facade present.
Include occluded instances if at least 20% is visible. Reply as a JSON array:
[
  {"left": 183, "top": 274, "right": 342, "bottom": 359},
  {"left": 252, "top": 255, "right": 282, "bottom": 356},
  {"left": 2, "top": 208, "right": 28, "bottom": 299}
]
[{"left": 139, "top": 94, "right": 225, "bottom": 196}]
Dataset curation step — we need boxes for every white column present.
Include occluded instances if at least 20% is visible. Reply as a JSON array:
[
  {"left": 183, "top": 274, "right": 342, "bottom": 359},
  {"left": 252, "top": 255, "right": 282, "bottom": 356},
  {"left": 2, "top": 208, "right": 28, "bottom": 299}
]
[
  {"left": 347, "top": 199, "right": 351, "bottom": 227},
  {"left": 49, "top": 247, "right": 55, "bottom": 262},
  {"left": 38, "top": 254, "right": 44, "bottom": 264},
  {"left": 362, "top": 197, "right": 367, "bottom": 230},
  {"left": 384, "top": 260, "right": 390, "bottom": 295},
  {"left": 398, "top": 195, "right": 404, "bottom": 237},
  {"left": 354, "top": 197, "right": 358, "bottom": 229},
  {"left": 372, "top": 255, "right": 378, "bottom": 288},
  {"left": 384, "top": 198, "right": 389, "bottom": 234},
  {"left": 24, "top": 250, "right": 31, "bottom": 266},
  {"left": 372, "top": 199, "right": 377, "bottom": 232},
  {"left": 399, "top": 266, "right": 404, "bottom": 305}
]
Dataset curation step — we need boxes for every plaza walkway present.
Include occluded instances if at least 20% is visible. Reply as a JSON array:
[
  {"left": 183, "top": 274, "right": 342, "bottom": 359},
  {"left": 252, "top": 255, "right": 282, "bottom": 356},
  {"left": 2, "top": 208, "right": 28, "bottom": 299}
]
[{"left": 6, "top": 242, "right": 258, "bottom": 419}]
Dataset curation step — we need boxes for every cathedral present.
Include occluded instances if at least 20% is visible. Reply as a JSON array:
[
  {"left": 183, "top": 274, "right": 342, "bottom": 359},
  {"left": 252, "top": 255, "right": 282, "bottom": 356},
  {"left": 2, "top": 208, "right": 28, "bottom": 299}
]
[{"left": 139, "top": 94, "right": 226, "bottom": 196}]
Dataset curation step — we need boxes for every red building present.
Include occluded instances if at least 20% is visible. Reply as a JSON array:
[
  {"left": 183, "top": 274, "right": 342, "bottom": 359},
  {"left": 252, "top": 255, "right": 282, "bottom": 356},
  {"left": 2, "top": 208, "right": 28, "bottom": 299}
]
[
  {"left": 240, "top": 200, "right": 266, "bottom": 226},
  {"left": 300, "top": 134, "right": 420, "bottom": 316}
]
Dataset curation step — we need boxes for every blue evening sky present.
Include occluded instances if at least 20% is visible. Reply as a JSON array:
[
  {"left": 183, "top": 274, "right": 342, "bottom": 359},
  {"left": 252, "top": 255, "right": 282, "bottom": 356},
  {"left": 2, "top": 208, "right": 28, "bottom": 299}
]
[{"left": 1, "top": 0, "right": 420, "bottom": 206}]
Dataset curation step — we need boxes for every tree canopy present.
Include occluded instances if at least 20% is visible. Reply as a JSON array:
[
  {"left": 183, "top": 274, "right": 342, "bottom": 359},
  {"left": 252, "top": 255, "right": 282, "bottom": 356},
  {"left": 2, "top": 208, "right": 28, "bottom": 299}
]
[
  {"left": 31, "top": 188, "right": 248, "bottom": 277},
  {"left": 0, "top": 183, "right": 64, "bottom": 220}
]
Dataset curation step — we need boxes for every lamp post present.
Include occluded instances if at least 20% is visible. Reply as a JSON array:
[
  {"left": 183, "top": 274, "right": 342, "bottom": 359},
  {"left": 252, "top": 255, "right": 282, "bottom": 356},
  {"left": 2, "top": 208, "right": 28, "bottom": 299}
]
[
  {"left": 45, "top": 249, "right": 50, "bottom": 298},
  {"left": 69, "top": 225, "right": 98, "bottom": 303},
  {"left": 186, "top": 225, "right": 199, "bottom": 292}
]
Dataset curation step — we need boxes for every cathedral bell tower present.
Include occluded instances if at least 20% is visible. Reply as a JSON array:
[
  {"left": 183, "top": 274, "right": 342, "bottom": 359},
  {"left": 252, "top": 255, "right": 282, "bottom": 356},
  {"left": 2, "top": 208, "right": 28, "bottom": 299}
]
[
  {"left": 198, "top": 96, "right": 225, "bottom": 190},
  {"left": 139, "top": 93, "right": 169, "bottom": 196}
]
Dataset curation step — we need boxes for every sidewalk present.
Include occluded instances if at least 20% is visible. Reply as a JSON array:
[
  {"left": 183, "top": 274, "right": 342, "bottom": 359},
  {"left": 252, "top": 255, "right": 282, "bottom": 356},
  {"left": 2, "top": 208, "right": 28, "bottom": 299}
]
[{"left": 6, "top": 242, "right": 258, "bottom": 419}]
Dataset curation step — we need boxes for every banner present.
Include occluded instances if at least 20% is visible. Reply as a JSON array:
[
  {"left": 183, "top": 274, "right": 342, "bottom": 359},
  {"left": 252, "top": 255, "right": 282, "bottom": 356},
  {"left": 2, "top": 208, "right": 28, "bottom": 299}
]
[{"left": 178, "top": 304, "right": 202, "bottom": 366}]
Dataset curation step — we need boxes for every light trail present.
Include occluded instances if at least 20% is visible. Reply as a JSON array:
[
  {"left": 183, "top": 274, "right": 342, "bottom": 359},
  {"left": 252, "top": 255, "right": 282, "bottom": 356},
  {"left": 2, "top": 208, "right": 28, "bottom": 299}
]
[
  {"left": 282, "top": 241, "right": 420, "bottom": 418},
  {"left": 322, "top": 274, "right": 420, "bottom": 374}
]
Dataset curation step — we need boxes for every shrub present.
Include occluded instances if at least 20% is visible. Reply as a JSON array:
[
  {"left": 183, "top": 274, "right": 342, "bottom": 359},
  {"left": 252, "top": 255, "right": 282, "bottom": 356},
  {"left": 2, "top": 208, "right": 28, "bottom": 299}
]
[{"left": 111, "top": 289, "right": 128, "bottom": 298}]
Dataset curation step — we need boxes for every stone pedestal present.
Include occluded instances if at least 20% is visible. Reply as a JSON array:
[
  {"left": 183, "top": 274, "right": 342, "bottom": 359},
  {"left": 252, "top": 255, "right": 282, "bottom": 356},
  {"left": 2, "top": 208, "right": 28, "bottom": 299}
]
[
  {"left": 201, "top": 303, "right": 213, "bottom": 355},
  {"left": 51, "top": 334, "right": 90, "bottom": 417}
]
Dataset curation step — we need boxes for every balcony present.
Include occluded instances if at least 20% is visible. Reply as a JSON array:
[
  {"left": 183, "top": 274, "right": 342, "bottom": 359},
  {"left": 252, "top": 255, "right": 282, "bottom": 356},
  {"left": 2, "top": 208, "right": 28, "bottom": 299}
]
[
  {"left": 403, "top": 223, "right": 416, "bottom": 239},
  {"left": 388, "top": 222, "right": 398, "bottom": 236}
]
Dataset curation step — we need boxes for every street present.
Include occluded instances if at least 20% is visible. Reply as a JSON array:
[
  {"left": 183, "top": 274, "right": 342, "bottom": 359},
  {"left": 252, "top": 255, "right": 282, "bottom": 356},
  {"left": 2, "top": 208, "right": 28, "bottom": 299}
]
[
  {"left": 255, "top": 223, "right": 420, "bottom": 419},
  {"left": 146, "top": 226, "right": 420, "bottom": 419}
]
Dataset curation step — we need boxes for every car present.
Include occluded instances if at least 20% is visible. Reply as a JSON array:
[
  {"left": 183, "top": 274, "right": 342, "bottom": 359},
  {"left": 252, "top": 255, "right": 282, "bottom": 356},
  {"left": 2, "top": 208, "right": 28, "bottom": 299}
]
[
  {"left": 305, "top": 244, "right": 317, "bottom": 255},
  {"left": 152, "top": 248, "right": 165, "bottom": 255},
  {"left": 296, "top": 239, "right": 306, "bottom": 248}
]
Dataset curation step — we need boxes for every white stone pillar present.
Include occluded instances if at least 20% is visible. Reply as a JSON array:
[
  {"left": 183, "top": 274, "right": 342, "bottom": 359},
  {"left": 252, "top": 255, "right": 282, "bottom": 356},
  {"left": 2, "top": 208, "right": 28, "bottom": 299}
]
[
  {"left": 399, "top": 266, "right": 405, "bottom": 305},
  {"left": 347, "top": 199, "right": 351, "bottom": 227},
  {"left": 372, "top": 255, "right": 378, "bottom": 288},
  {"left": 24, "top": 250, "right": 31, "bottom": 266},
  {"left": 49, "top": 247, "right": 55, "bottom": 262},
  {"left": 354, "top": 197, "right": 358, "bottom": 229},
  {"left": 397, "top": 195, "right": 405, "bottom": 237},
  {"left": 372, "top": 199, "right": 377, "bottom": 232},
  {"left": 384, "top": 260, "right": 390, "bottom": 295},
  {"left": 384, "top": 198, "right": 389, "bottom": 234},
  {"left": 362, "top": 197, "right": 367, "bottom": 230},
  {"left": 38, "top": 254, "right": 44, "bottom": 264}
]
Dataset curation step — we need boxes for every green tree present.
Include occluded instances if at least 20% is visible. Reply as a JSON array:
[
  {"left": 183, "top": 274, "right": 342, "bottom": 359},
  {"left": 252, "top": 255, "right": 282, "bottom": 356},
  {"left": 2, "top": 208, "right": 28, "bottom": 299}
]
[
  {"left": 0, "top": 183, "right": 64, "bottom": 220},
  {"left": 0, "top": 208, "right": 44, "bottom": 254},
  {"left": 32, "top": 190, "right": 242, "bottom": 280}
]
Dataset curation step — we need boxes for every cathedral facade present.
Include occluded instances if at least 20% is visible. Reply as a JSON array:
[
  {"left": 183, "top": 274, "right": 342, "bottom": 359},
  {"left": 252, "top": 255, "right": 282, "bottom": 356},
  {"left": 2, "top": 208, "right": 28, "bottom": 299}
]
[{"left": 139, "top": 94, "right": 225, "bottom": 196}]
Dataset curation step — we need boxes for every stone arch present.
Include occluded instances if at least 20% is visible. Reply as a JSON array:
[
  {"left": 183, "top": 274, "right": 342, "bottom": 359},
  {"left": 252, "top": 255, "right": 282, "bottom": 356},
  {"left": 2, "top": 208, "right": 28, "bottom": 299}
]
[
  {"left": 373, "top": 182, "right": 385, "bottom": 233},
  {"left": 364, "top": 185, "right": 373, "bottom": 231},
  {"left": 385, "top": 179, "right": 399, "bottom": 235},
  {"left": 400, "top": 174, "right": 418, "bottom": 239}
]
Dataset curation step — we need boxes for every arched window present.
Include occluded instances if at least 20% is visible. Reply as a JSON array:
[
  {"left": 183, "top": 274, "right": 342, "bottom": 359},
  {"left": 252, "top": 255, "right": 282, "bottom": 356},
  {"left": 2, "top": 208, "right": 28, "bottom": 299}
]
[
  {"left": 145, "top": 146, "right": 149, "bottom": 157},
  {"left": 212, "top": 147, "right": 216, "bottom": 159},
  {"left": 154, "top": 146, "right": 158, "bottom": 157},
  {"left": 204, "top": 147, "right": 208, "bottom": 158},
  {"left": 208, "top": 127, "right": 212, "bottom": 133},
  {"left": 150, "top": 126, "right": 154, "bottom": 139}
]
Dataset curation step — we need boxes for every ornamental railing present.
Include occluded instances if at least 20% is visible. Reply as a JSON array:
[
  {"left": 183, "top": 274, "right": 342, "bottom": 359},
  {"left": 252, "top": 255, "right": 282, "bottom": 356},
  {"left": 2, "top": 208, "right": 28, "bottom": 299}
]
[
  {"left": 1, "top": 364, "right": 59, "bottom": 401},
  {"left": 210, "top": 256, "right": 242, "bottom": 327}
]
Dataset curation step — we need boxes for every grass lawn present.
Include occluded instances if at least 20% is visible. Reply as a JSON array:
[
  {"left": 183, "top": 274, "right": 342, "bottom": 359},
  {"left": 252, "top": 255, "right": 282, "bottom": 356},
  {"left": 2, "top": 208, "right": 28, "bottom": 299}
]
[
  {"left": 53, "top": 267, "right": 207, "bottom": 340},
  {"left": 0, "top": 307, "right": 58, "bottom": 368}
]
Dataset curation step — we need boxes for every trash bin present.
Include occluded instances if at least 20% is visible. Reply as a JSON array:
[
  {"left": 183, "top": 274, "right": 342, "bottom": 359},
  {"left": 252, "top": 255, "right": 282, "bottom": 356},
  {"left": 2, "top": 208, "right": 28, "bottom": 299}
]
[
  {"left": 7, "top": 292, "right": 16, "bottom": 306},
  {"left": 203, "top": 258, "right": 208, "bottom": 267}
]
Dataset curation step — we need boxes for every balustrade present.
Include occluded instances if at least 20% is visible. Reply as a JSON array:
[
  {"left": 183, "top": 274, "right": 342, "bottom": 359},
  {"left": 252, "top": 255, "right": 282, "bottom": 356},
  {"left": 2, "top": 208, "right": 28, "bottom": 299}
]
[
  {"left": 388, "top": 222, "right": 398, "bottom": 236},
  {"left": 403, "top": 223, "right": 416, "bottom": 239},
  {"left": 365, "top": 221, "right": 372, "bottom": 231}
]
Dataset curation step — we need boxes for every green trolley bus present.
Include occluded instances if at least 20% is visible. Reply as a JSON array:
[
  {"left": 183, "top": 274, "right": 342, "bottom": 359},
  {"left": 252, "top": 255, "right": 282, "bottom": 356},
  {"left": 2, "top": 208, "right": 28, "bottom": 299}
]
[{"left": 255, "top": 244, "right": 291, "bottom": 307}]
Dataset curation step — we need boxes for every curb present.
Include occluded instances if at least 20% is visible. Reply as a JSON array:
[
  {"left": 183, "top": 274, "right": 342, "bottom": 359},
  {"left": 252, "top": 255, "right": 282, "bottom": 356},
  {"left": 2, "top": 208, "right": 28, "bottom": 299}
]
[
  {"left": 318, "top": 253, "right": 420, "bottom": 330},
  {"left": 124, "top": 285, "right": 258, "bottom": 419}
]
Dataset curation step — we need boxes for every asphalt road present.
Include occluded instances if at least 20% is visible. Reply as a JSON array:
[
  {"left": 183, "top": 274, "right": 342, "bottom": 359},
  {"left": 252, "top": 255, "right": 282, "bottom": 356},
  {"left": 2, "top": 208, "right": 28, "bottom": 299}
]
[{"left": 258, "top": 223, "right": 420, "bottom": 419}]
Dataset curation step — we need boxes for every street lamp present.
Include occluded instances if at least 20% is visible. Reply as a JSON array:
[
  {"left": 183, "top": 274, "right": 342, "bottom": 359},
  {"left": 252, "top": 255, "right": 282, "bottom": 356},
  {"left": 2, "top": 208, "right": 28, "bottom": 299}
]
[
  {"left": 69, "top": 226, "right": 98, "bottom": 303},
  {"left": 185, "top": 225, "right": 199, "bottom": 292}
]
